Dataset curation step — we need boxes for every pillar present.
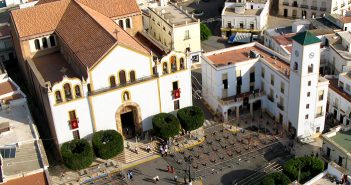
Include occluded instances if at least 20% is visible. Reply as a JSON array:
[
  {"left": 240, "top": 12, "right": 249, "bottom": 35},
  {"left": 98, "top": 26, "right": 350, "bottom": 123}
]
[
  {"left": 236, "top": 107, "right": 240, "bottom": 118},
  {"left": 250, "top": 103, "right": 253, "bottom": 116}
]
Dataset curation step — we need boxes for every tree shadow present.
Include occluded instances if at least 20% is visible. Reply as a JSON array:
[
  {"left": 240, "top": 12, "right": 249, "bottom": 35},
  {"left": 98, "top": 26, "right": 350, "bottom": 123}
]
[{"left": 220, "top": 169, "right": 255, "bottom": 185}]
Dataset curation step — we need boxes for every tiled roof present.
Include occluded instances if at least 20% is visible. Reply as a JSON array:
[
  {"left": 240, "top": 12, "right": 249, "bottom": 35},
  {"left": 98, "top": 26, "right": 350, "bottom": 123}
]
[
  {"left": 272, "top": 33, "right": 295, "bottom": 46},
  {"left": 36, "top": 0, "right": 140, "bottom": 18},
  {"left": 11, "top": 0, "right": 70, "bottom": 38},
  {"left": 4, "top": 171, "right": 48, "bottom": 185},
  {"left": 0, "top": 80, "right": 17, "bottom": 96},
  {"left": 291, "top": 31, "right": 321, "bottom": 46}
]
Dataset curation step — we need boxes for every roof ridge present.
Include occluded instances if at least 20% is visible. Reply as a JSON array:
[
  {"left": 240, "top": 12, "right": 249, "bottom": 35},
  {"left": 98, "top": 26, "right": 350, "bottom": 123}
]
[{"left": 72, "top": 0, "right": 117, "bottom": 41}]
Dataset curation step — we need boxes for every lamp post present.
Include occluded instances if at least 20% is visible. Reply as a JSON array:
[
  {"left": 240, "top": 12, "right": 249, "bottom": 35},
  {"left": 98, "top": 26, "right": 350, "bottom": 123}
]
[{"left": 184, "top": 156, "right": 193, "bottom": 185}]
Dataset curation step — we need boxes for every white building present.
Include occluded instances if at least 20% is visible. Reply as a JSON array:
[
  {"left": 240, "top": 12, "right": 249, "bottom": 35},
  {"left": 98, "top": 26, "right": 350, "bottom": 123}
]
[
  {"left": 143, "top": 2, "right": 202, "bottom": 65},
  {"left": 0, "top": 62, "right": 49, "bottom": 184},
  {"left": 0, "top": 0, "right": 29, "bottom": 8},
  {"left": 322, "top": 126, "right": 351, "bottom": 174},
  {"left": 10, "top": 0, "right": 192, "bottom": 147},
  {"left": 0, "top": 24, "right": 15, "bottom": 64},
  {"left": 201, "top": 31, "right": 329, "bottom": 138},
  {"left": 221, "top": 0, "right": 270, "bottom": 38},
  {"left": 279, "top": 0, "right": 351, "bottom": 19},
  {"left": 326, "top": 73, "right": 351, "bottom": 127}
]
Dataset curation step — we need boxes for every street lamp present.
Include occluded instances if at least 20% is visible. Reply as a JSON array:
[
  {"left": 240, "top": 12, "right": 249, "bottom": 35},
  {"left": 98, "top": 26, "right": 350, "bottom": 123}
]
[{"left": 184, "top": 156, "right": 193, "bottom": 185}]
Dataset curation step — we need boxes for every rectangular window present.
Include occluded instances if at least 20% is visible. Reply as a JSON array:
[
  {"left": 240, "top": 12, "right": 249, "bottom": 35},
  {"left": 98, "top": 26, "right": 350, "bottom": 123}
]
[
  {"left": 73, "top": 130, "right": 80, "bottom": 140},
  {"left": 271, "top": 74, "right": 275, "bottom": 86},
  {"left": 308, "top": 81, "right": 311, "bottom": 86},
  {"left": 307, "top": 92, "right": 310, "bottom": 97},
  {"left": 305, "top": 114, "right": 309, "bottom": 119},
  {"left": 316, "top": 106, "right": 323, "bottom": 117},
  {"left": 184, "top": 30, "right": 190, "bottom": 40},
  {"left": 236, "top": 70, "right": 241, "bottom": 77},
  {"left": 281, "top": 82, "right": 285, "bottom": 94},
  {"left": 306, "top": 104, "right": 309, "bottom": 109},
  {"left": 69, "top": 110, "right": 77, "bottom": 120},
  {"left": 261, "top": 68, "right": 265, "bottom": 78},
  {"left": 223, "top": 79, "right": 228, "bottom": 89},
  {"left": 250, "top": 68, "right": 255, "bottom": 83},
  {"left": 319, "top": 90, "right": 324, "bottom": 101},
  {"left": 173, "top": 81, "right": 178, "bottom": 90},
  {"left": 174, "top": 100, "right": 180, "bottom": 110}
]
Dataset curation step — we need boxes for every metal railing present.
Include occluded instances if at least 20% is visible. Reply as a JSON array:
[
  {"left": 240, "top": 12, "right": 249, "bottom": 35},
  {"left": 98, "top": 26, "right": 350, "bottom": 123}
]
[
  {"left": 282, "top": 2, "right": 289, "bottom": 6},
  {"left": 333, "top": 7, "right": 338, "bottom": 11},
  {"left": 300, "top": 4, "right": 309, "bottom": 8},
  {"left": 320, "top": 7, "right": 327, "bottom": 11}
]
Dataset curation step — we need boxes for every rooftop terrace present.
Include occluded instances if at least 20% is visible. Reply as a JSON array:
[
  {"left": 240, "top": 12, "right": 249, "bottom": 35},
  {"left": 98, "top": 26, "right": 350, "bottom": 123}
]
[
  {"left": 330, "top": 130, "right": 351, "bottom": 153},
  {"left": 223, "top": 7, "right": 262, "bottom": 16},
  {"left": 151, "top": 3, "right": 197, "bottom": 26}
]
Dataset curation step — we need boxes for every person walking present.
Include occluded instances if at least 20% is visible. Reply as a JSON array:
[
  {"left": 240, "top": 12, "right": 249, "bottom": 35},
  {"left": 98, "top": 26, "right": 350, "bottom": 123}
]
[
  {"left": 164, "top": 148, "right": 168, "bottom": 157},
  {"left": 129, "top": 171, "right": 133, "bottom": 180},
  {"left": 167, "top": 165, "right": 170, "bottom": 172},
  {"left": 174, "top": 175, "right": 178, "bottom": 182},
  {"left": 171, "top": 166, "right": 175, "bottom": 174}
]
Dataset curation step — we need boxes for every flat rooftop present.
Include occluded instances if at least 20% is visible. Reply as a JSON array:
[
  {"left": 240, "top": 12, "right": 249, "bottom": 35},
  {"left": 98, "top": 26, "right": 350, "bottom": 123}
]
[
  {"left": 223, "top": 7, "right": 262, "bottom": 16},
  {"left": 330, "top": 130, "right": 351, "bottom": 153},
  {"left": 205, "top": 43, "right": 290, "bottom": 77},
  {"left": 32, "top": 52, "right": 80, "bottom": 84},
  {"left": 330, "top": 14, "right": 351, "bottom": 24},
  {"left": 152, "top": 3, "right": 196, "bottom": 26},
  {"left": 0, "top": 101, "right": 36, "bottom": 146},
  {"left": 309, "top": 17, "right": 340, "bottom": 36}
]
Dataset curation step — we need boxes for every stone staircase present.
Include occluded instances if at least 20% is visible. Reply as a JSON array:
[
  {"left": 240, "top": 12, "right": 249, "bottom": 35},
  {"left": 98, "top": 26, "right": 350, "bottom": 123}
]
[{"left": 114, "top": 140, "right": 159, "bottom": 164}]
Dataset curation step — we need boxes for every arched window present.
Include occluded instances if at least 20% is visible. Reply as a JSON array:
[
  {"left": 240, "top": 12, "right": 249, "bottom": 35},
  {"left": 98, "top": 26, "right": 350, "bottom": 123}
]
[
  {"left": 55, "top": 91, "right": 62, "bottom": 103},
  {"left": 163, "top": 62, "right": 168, "bottom": 74},
  {"left": 49, "top": 35, "right": 56, "bottom": 47},
  {"left": 170, "top": 56, "right": 177, "bottom": 72},
  {"left": 126, "top": 18, "right": 131, "bottom": 28},
  {"left": 109, "top": 76, "right": 116, "bottom": 87},
  {"left": 75, "top": 85, "right": 81, "bottom": 98},
  {"left": 180, "top": 58, "right": 185, "bottom": 70},
  {"left": 34, "top": 39, "right": 40, "bottom": 50},
  {"left": 63, "top": 83, "right": 72, "bottom": 101},
  {"left": 42, "top": 37, "right": 48, "bottom": 48},
  {"left": 123, "top": 91, "right": 130, "bottom": 102},
  {"left": 294, "top": 62, "right": 298, "bottom": 71},
  {"left": 118, "top": 20, "right": 124, "bottom": 29},
  {"left": 119, "top": 70, "right": 126, "bottom": 84},
  {"left": 130, "top": 70, "right": 136, "bottom": 82}
]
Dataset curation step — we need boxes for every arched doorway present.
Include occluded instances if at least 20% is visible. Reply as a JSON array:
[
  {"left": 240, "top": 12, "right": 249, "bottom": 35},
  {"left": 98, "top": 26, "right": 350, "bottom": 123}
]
[{"left": 115, "top": 102, "right": 142, "bottom": 139}]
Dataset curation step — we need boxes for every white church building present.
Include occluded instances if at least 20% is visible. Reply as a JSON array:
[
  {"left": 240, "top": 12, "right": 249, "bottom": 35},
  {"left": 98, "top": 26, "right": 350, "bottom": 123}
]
[
  {"left": 201, "top": 31, "right": 329, "bottom": 138},
  {"left": 10, "top": 0, "right": 192, "bottom": 147}
]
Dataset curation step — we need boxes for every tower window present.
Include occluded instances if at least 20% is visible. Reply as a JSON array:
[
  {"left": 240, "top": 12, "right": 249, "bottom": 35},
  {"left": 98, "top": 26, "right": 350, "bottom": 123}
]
[
  {"left": 49, "top": 35, "right": 56, "bottom": 47},
  {"left": 75, "top": 85, "right": 81, "bottom": 98},
  {"left": 55, "top": 91, "right": 62, "bottom": 103},
  {"left": 34, "top": 39, "right": 40, "bottom": 50},
  {"left": 109, "top": 76, "right": 116, "bottom": 87},
  {"left": 119, "top": 70, "right": 126, "bottom": 84},
  {"left": 294, "top": 62, "right": 298, "bottom": 70},
  {"left": 130, "top": 70, "right": 136, "bottom": 82},
  {"left": 42, "top": 37, "right": 48, "bottom": 48},
  {"left": 126, "top": 18, "right": 131, "bottom": 28},
  {"left": 63, "top": 83, "right": 72, "bottom": 101}
]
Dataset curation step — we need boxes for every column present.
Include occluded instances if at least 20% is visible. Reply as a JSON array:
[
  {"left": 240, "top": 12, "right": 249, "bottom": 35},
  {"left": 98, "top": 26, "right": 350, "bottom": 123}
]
[
  {"left": 236, "top": 107, "right": 240, "bottom": 118},
  {"left": 250, "top": 103, "right": 253, "bottom": 116}
]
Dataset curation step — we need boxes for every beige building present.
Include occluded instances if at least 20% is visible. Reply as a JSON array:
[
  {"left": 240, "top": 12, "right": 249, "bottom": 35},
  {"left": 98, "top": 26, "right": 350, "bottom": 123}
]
[
  {"left": 279, "top": 0, "right": 351, "bottom": 19},
  {"left": 322, "top": 126, "right": 351, "bottom": 175},
  {"left": 144, "top": 3, "right": 201, "bottom": 64}
]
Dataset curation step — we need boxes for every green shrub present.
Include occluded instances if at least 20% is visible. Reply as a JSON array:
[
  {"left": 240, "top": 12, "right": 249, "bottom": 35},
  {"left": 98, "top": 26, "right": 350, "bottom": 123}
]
[
  {"left": 92, "top": 130, "right": 124, "bottom": 159},
  {"left": 262, "top": 172, "right": 291, "bottom": 185},
  {"left": 61, "top": 139, "right": 94, "bottom": 170},
  {"left": 177, "top": 106, "right": 204, "bottom": 131},
  {"left": 200, "top": 23, "right": 212, "bottom": 41},
  {"left": 152, "top": 113, "right": 181, "bottom": 139},
  {"left": 283, "top": 156, "right": 324, "bottom": 183}
]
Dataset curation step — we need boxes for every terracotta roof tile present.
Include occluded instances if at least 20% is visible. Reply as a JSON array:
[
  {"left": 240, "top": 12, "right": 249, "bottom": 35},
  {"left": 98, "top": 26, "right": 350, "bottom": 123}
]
[
  {"left": 10, "top": 0, "right": 70, "bottom": 38},
  {"left": 0, "top": 80, "right": 17, "bottom": 96},
  {"left": 36, "top": 0, "right": 140, "bottom": 18}
]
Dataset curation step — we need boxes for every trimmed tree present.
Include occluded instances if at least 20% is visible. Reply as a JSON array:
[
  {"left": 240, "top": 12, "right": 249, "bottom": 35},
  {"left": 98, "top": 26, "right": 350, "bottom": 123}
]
[
  {"left": 262, "top": 172, "right": 291, "bottom": 185},
  {"left": 61, "top": 139, "right": 94, "bottom": 170},
  {"left": 283, "top": 156, "right": 324, "bottom": 183},
  {"left": 200, "top": 23, "right": 212, "bottom": 41},
  {"left": 177, "top": 106, "right": 204, "bottom": 131},
  {"left": 92, "top": 130, "right": 124, "bottom": 159},
  {"left": 152, "top": 113, "right": 181, "bottom": 139}
]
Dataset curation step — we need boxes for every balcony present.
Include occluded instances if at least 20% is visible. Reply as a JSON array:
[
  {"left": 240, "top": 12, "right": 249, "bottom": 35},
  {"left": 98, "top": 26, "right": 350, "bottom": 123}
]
[
  {"left": 219, "top": 96, "right": 243, "bottom": 106},
  {"left": 69, "top": 118, "right": 79, "bottom": 129},
  {"left": 277, "top": 104, "right": 285, "bottom": 111},
  {"left": 219, "top": 89, "right": 264, "bottom": 106},
  {"left": 310, "top": 6, "right": 318, "bottom": 10},
  {"left": 300, "top": 4, "right": 309, "bottom": 9},
  {"left": 341, "top": 3, "right": 345, "bottom": 7},
  {"left": 321, "top": 152, "right": 330, "bottom": 161},
  {"left": 333, "top": 7, "right": 338, "bottom": 11},
  {"left": 320, "top": 7, "right": 327, "bottom": 11},
  {"left": 315, "top": 112, "right": 324, "bottom": 118},
  {"left": 283, "top": 2, "right": 289, "bottom": 6}
]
